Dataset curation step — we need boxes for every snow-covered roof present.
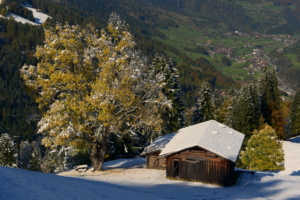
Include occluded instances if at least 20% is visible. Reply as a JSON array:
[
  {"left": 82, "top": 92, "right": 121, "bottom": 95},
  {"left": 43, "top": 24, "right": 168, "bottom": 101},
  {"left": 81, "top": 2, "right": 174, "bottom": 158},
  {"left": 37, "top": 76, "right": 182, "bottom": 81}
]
[
  {"left": 159, "top": 120, "right": 245, "bottom": 162},
  {"left": 141, "top": 133, "right": 176, "bottom": 156}
]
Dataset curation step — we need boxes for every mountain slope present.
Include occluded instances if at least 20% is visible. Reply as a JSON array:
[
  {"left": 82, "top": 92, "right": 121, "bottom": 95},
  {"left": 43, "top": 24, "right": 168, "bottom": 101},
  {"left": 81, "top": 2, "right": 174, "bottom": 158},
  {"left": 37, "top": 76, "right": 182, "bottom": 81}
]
[
  {"left": 0, "top": 18, "right": 44, "bottom": 140},
  {"left": 3, "top": 0, "right": 238, "bottom": 105},
  {"left": 134, "top": 0, "right": 300, "bottom": 35}
]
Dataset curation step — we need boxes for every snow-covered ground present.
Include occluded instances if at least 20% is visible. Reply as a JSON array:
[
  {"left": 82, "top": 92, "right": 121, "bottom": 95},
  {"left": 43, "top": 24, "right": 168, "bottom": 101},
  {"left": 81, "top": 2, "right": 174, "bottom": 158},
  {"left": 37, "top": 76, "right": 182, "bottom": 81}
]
[
  {"left": 7, "top": 13, "right": 37, "bottom": 26},
  {"left": 21, "top": 4, "right": 51, "bottom": 25},
  {"left": 1, "top": 138, "right": 300, "bottom": 200},
  {"left": 3, "top": 4, "right": 51, "bottom": 26}
]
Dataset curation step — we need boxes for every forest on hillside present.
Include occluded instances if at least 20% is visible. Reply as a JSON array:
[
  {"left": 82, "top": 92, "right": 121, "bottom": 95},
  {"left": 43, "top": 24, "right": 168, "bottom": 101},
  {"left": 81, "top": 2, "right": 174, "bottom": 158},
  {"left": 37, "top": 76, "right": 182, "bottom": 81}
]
[
  {"left": 0, "top": 0, "right": 238, "bottom": 140},
  {"left": 268, "top": 41, "right": 300, "bottom": 89},
  {"left": 133, "top": 0, "right": 300, "bottom": 34}
]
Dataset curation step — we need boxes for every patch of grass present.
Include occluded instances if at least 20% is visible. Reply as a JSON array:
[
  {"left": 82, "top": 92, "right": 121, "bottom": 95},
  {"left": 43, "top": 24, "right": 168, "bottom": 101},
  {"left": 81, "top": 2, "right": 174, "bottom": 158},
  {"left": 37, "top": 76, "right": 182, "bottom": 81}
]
[
  {"left": 294, "top": 33, "right": 300, "bottom": 38},
  {"left": 216, "top": 61, "right": 262, "bottom": 82},
  {"left": 251, "top": 39, "right": 281, "bottom": 46},
  {"left": 234, "top": 47, "right": 254, "bottom": 57},
  {"left": 286, "top": 53, "right": 300, "bottom": 69},
  {"left": 164, "top": 50, "right": 183, "bottom": 64},
  {"left": 264, "top": 46, "right": 281, "bottom": 54},
  {"left": 236, "top": 0, "right": 284, "bottom": 13},
  {"left": 234, "top": 0, "right": 285, "bottom": 25}
]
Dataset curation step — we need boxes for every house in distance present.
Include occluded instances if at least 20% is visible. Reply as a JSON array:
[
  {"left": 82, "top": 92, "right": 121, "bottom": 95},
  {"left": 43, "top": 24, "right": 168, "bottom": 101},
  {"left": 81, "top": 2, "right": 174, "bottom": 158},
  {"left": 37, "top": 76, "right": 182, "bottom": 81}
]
[
  {"left": 159, "top": 120, "right": 245, "bottom": 186},
  {"left": 141, "top": 133, "right": 176, "bottom": 169}
]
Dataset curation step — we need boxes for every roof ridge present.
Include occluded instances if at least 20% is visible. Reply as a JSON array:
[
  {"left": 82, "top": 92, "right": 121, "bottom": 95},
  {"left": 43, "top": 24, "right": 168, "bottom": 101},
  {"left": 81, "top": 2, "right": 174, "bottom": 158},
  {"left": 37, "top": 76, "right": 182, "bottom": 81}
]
[{"left": 197, "top": 120, "right": 213, "bottom": 145}]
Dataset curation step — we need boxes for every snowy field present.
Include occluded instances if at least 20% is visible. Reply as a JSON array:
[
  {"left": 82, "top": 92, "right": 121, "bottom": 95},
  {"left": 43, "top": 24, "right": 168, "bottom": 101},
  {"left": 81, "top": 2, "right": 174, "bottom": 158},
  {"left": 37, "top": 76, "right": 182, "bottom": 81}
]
[
  {"left": 22, "top": 4, "right": 52, "bottom": 25},
  {"left": 4, "top": 4, "right": 51, "bottom": 26},
  {"left": 1, "top": 138, "right": 300, "bottom": 200},
  {"left": 7, "top": 13, "right": 37, "bottom": 26}
]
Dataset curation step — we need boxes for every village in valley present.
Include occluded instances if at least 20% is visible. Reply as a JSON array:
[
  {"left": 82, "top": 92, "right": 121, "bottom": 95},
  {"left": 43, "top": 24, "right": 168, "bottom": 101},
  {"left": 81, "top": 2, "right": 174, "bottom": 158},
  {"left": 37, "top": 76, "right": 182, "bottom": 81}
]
[
  {"left": 200, "top": 31, "right": 299, "bottom": 76},
  {"left": 156, "top": 24, "right": 300, "bottom": 87}
]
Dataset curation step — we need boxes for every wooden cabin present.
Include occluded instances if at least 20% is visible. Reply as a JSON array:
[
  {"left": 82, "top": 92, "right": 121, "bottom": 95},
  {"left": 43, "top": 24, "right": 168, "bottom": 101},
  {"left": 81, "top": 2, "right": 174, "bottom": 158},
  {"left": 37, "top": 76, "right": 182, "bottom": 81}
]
[
  {"left": 141, "top": 133, "right": 175, "bottom": 169},
  {"left": 165, "top": 147, "right": 236, "bottom": 186},
  {"left": 159, "top": 120, "right": 244, "bottom": 186}
]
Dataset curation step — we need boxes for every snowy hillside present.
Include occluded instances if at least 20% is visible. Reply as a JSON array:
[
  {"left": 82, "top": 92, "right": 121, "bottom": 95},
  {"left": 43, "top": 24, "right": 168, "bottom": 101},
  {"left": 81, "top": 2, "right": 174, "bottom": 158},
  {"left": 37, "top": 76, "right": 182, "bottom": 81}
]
[
  {"left": 7, "top": 13, "right": 37, "bottom": 25},
  {"left": 5, "top": 4, "right": 51, "bottom": 26},
  {"left": 1, "top": 138, "right": 300, "bottom": 200},
  {"left": 22, "top": 4, "right": 51, "bottom": 25}
]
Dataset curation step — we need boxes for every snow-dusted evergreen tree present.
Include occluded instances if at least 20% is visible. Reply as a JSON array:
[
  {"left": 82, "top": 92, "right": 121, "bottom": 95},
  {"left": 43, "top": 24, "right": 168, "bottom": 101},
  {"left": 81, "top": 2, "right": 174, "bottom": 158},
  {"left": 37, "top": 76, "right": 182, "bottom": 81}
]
[
  {"left": 30, "top": 141, "right": 42, "bottom": 171},
  {"left": 258, "top": 68, "right": 286, "bottom": 139},
  {"left": 20, "top": 141, "right": 32, "bottom": 170},
  {"left": 148, "top": 54, "right": 185, "bottom": 135},
  {"left": 113, "top": 55, "right": 186, "bottom": 155},
  {"left": 41, "top": 148, "right": 63, "bottom": 173},
  {"left": 241, "top": 125, "right": 284, "bottom": 171},
  {"left": 41, "top": 145, "right": 73, "bottom": 173},
  {"left": 258, "top": 69, "right": 280, "bottom": 109},
  {"left": 213, "top": 88, "right": 228, "bottom": 123},
  {"left": 0, "top": 133, "right": 17, "bottom": 167},
  {"left": 226, "top": 84, "right": 261, "bottom": 141},
  {"left": 213, "top": 87, "right": 238, "bottom": 124},
  {"left": 290, "top": 89, "right": 300, "bottom": 137},
  {"left": 20, "top": 141, "right": 42, "bottom": 171},
  {"left": 192, "top": 82, "right": 215, "bottom": 124},
  {"left": 20, "top": 13, "right": 169, "bottom": 171}
]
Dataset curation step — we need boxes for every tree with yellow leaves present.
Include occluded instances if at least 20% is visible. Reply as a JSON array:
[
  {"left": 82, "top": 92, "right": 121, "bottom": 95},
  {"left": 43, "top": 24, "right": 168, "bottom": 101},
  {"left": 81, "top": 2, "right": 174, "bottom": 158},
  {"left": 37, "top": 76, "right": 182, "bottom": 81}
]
[{"left": 21, "top": 13, "right": 170, "bottom": 171}]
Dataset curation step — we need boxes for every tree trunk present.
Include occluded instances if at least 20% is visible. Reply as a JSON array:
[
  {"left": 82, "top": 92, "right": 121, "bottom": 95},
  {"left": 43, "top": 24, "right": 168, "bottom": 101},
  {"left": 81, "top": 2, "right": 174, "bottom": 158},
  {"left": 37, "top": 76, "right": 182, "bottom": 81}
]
[{"left": 91, "top": 130, "right": 108, "bottom": 171}]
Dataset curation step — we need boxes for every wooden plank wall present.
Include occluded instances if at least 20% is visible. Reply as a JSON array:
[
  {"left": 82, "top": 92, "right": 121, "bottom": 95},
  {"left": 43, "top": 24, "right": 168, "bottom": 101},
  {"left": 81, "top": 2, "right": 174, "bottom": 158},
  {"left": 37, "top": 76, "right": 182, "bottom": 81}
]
[
  {"left": 174, "top": 149, "right": 223, "bottom": 162},
  {"left": 166, "top": 148, "right": 235, "bottom": 186},
  {"left": 180, "top": 160, "right": 234, "bottom": 186},
  {"left": 146, "top": 152, "right": 167, "bottom": 169}
]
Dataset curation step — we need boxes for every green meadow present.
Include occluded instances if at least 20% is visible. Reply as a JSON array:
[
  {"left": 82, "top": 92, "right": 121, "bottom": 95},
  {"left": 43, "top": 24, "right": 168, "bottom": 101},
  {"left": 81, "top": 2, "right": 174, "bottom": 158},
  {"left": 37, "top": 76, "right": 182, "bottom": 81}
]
[
  {"left": 286, "top": 54, "right": 300, "bottom": 69},
  {"left": 154, "top": 24, "right": 279, "bottom": 83}
]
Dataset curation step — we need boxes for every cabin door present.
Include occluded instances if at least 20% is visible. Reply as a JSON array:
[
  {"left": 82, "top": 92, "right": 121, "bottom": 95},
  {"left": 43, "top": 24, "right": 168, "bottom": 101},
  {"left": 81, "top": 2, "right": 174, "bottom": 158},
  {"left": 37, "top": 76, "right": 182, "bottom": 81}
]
[{"left": 174, "top": 159, "right": 180, "bottom": 177}]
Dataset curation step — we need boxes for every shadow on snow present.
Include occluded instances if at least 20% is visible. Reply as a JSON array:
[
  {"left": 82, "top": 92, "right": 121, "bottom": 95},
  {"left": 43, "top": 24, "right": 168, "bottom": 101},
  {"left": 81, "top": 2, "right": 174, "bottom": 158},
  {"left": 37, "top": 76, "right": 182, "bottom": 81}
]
[
  {"left": 1, "top": 166, "right": 300, "bottom": 200},
  {"left": 289, "top": 137, "right": 300, "bottom": 144}
]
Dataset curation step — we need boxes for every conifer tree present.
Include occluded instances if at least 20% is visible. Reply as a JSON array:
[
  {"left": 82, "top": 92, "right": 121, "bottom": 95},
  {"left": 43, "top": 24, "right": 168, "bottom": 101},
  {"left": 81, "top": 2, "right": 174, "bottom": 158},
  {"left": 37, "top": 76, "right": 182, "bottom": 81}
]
[
  {"left": 290, "top": 89, "right": 300, "bottom": 137},
  {"left": 148, "top": 54, "right": 185, "bottom": 135},
  {"left": 40, "top": 146, "right": 72, "bottom": 173},
  {"left": 213, "top": 87, "right": 238, "bottom": 124},
  {"left": 226, "top": 84, "right": 261, "bottom": 141},
  {"left": 20, "top": 141, "right": 42, "bottom": 171},
  {"left": 241, "top": 125, "right": 284, "bottom": 171},
  {"left": 213, "top": 89, "right": 229, "bottom": 123},
  {"left": 132, "top": 55, "right": 186, "bottom": 150},
  {"left": 258, "top": 68, "right": 286, "bottom": 139},
  {"left": 30, "top": 141, "right": 42, "bottom": 171},
  {"left": 0, "top": 133, "right": 17, "bottom": 167},
  {"left": 20, "top": 141, "right": 32, "bottom": 170},
  {"left": 258, "top": 68, "right": 280, "bottom": 113},
  {"left": 20, "top": 13, "right": 169, "bottom": 171},
  {"left": 192, "top": 82, "right": 215, "bottom": 124}
]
